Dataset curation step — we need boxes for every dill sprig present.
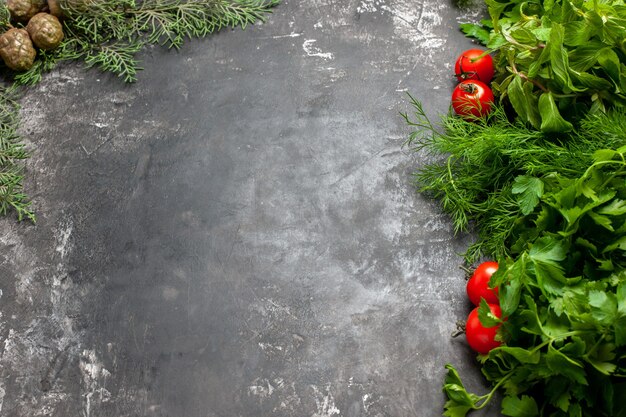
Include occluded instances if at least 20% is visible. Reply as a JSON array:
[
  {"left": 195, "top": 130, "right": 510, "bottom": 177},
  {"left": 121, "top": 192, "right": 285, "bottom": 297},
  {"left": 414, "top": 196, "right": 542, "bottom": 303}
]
[
  {"left": 403, "top": 94, "right": 626, "bottom": 262},
  {"left": 11, "top": 0, "right": 279, "bottom": 84},
  {"left": 0, "top": 86, "right": 35, "bottom": 222}
]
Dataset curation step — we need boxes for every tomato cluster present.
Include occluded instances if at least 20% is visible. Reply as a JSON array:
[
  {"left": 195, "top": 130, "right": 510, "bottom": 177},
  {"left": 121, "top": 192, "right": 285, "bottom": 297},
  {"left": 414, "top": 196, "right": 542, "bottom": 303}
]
[
  {"left": 451, "top": 49, "right": 495, "bottom": 120},
  {"left": 464, "top": 261, "right": 502, "bottom": 354}
]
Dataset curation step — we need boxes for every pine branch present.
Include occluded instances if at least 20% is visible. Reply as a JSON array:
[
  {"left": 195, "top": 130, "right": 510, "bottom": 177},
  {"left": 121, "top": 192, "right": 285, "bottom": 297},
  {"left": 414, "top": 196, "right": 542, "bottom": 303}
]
[
  {"left": 84, "top": 41, "right": 144, "bottom": 82},
  {"left": 0, "top": 0, "right": 280, "bottom": 222},
  {"left": 0, "top": 86, "right": 35, "bottom": 222},
  {"left": 23, "top": 0, "right": 282, "bottom": 84}
]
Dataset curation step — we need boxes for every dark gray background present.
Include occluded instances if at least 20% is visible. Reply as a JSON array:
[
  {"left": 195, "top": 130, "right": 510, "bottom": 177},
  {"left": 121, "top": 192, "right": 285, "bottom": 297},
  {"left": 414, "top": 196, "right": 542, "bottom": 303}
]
[{"left": 0, "top": 0, "right": 499, "bottom": 415}]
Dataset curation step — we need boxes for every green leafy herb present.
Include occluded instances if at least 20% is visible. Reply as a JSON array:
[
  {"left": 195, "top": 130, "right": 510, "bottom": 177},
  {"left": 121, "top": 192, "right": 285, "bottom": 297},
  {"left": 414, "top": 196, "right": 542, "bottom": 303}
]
[
  {"left": 460, "top": 22, "right": 491, "bottom": 45},
  {"left": 460, "top": 0, "right": 626, "bottom": 132},
  {"left": 443, "top": 147, "right": 626, "bottom": 416},
  {"left": 403, "top": 96, "right": 626, "bottom": 263}
]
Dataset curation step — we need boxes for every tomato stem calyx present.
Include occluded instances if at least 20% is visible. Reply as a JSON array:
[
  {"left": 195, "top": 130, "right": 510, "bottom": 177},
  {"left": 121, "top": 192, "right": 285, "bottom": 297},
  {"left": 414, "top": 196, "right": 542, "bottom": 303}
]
[{"left": 451, "top": 320, "right": 466, "bottom": 338}]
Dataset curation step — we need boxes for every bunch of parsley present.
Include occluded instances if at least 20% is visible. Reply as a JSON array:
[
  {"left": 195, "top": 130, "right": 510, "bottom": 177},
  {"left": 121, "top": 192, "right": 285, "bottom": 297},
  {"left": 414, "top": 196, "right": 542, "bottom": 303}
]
[
  {"left": 404, "top": 98, "right": 626, "bottom": 415},
  {"left": 442, "top": 146, "right": 626, "bottom": 416},
  {"left": 408, "top": 0, "right": 626, "bottom": 414}
]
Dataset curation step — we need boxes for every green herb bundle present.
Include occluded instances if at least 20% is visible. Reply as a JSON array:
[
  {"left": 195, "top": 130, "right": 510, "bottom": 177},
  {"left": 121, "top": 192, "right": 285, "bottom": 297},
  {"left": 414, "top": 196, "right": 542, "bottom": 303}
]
[
  {"left": 443, "top": 147, "right": 626, "bottom": 417},
  {"left": 404, "top": 97, "right": 626, "bottom": 263},
  {"left": 461, "top": 0, "right": 626, "bottom": 132}
]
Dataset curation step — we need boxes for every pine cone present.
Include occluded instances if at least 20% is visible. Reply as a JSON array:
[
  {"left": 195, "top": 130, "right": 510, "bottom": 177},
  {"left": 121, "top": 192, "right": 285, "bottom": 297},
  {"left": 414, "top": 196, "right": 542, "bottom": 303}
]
[
  {"left": 0, "top": 28, "right": 36, "bottom": 71},
  {"left": 6, "top": 0, "right": 46, "bottom": 22},
  {"left": 46, "top": 0, "right": 63, "bottom": 18},
  {"left": 27, "top": 13, "right": 64, "bottom": 50}
]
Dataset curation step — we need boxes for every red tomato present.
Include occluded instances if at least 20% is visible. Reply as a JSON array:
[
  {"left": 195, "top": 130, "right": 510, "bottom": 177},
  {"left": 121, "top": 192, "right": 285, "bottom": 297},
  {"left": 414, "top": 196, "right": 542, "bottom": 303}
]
[
  {"left": 451, "top": 80, "right": 494, "bottom": 119},
  {"left": 467, "top": 261, "right": 499, "bottom": 306},
  {"left": 466, "top": 304, "right": 502, "bottom": 354},
  {"left": 455, "top": 49, "right": 494, "bottom": 83}
]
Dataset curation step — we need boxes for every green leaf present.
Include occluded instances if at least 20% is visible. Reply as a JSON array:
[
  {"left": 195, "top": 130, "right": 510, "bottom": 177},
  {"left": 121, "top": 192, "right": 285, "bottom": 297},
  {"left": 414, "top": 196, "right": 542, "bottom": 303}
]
[
  {"left": 614, "top": 316, "right": 626, "bottom": 347},
  {"left": 488, "top": 33, "right": 508, "bottom": 49},
  {"left": 501, "top": 395, "right": 539, "bottom": 417},
  {"left": 549, "top": 23, "right": 577, "bottom": 92},
  {"left": 587, "top": 357, "right": 617, "bottom": 375},
  {"left": 503, "top": 76, "right": 541, "bottom": 128},
  {"left": 597, "top": 48, "right": 622, "bottom": 88},
  {"left": 570, "top": 70, "right": 614, "bottom": 91},
  {"left": 569, "top": 403, "right": 583, "bottom": 417},
  {"left": 538, "top": 92, "right": 573, "bottom": 133},
  {"left": 500, "top": 278, "right": 523, "bottom": 317},
  {"left": 568, "top": 43, "right": 609, "bottom": 72},
  {"left": 531, "top": 27, "right": 552, "bottom": 42},
  {"left": 512, "top": 175, "right": 544, "bottom": 215},
  {"left": 562, "top": 290, "right": 591, "bottom": 320},
  {"left": 528, "top": 39, "right": 552, "bottom": 78},
  {"left": 486, "top": 0, "right": 509, "bottom": 26},
  {"left": 443, "top": 364, "right": 481, "bottom": 415},
  {"left": 520, "top": 295, "right": 545, "bottom": 336},
  {"left": 618, "top": 283, "right": 626, "bottom": 316},
  {"left": 478, "top": 298, "right": 502, "bottom": 327},
  {"left": 508, "top": 76, "right": 530, "bottom": 125},
  {"left": 545, "top": 376, "right": 572, "bottom": 411},
  {"left": 556, "top": 187, "right": 616, "bottom": 231},
  {"left": 603, "top": 236, "right": 626, "bottom": 253},
  {"left": 490, "top": 346, "right": 540, "bottom": 364},
  {"left": 510, "top": 28, "right": 538, "bottom": 45},
  {"left": 588, "top": 211, "right": 614, "bottom": 231},
  {"left": 529, "top": 236, "right": 567, "bottom": 265},
  {"left": 443, "top": 404, "right": 473, "bottom": 417},
  {"left": 575, "top": 237, "right": 598, "bottom": 255},
  {"left": 444, "top": 363, "right": 465, "bottom": 388},
  {"left": 460, "top": 23, "right": 490, "bottom": 45},
  {"left": 589, "top": 290, "right": 618, "bottom": 325},
  {"left": 545, "top": 344, "right": 588, "bottom": 385},
  {"left": 585, "top": 342, "right": 617, "bottom": 375},
  {"left": 593, "top": 149, "right": 618, "bottom": 163},
  {"left": 598, "top": 199, "right": 626, "bottom": 216},
  {"left": 563, "top": 21, "right": 593, "bottom": 46}
]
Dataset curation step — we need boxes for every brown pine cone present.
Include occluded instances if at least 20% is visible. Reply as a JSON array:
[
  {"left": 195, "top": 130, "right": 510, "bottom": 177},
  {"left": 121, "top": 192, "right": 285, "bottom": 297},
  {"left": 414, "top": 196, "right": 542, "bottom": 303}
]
[
  {"left": 27, "top": 13, "right": 64, "bottom": 50},
  {"left": 6, "top": 0, "right": 46, "bottom": 22},
  {"left": 0, "top": 28, "right": 37, "bottom": 71},
  {"left": 46, "top": 0, "right": 63, "bottom": 18}
]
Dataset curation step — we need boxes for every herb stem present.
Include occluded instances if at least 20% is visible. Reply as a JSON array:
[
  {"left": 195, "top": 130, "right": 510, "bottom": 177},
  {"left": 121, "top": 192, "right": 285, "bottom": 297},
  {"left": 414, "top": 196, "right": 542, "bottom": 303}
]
[
  {"left": 511, "top": 65, "right": 548, "bottom": 93},
  {"left": 585, "top": 333, "right": 606, "bottom": 358},
  {"left": 474, "top": 371, "right": 514, "bottom": 410}
]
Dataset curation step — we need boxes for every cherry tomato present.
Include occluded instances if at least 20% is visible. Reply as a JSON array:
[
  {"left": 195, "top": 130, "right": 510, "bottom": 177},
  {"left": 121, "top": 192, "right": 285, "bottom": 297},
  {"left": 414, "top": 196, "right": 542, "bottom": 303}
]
[
  {"left": 466, "top": 304, "right": 502, "bottom": 354},
  {"left": 467, "top": 261, "right": 499, "bottom": 306},
  {"left": 455, "top": 49, "right": 494, "bottom": 83},
  {"left": 451, "top": 80, "right": 494, "bottom": 119}
]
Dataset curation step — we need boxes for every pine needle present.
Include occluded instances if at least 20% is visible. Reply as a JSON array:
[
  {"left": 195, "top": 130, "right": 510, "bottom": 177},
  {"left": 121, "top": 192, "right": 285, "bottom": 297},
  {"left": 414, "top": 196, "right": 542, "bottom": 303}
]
[
  {"left": 0, "top": 86, "right": 35, "bottom": 222},
  {"left": 10, "top": 0, "right": 280, "bottom": 84}
]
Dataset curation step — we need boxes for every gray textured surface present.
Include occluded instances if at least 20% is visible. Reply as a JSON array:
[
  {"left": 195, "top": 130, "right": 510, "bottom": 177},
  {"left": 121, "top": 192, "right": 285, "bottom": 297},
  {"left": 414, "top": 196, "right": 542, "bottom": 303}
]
[{"left": 0, "top": 0, "right": 501, "bottom": 416}]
